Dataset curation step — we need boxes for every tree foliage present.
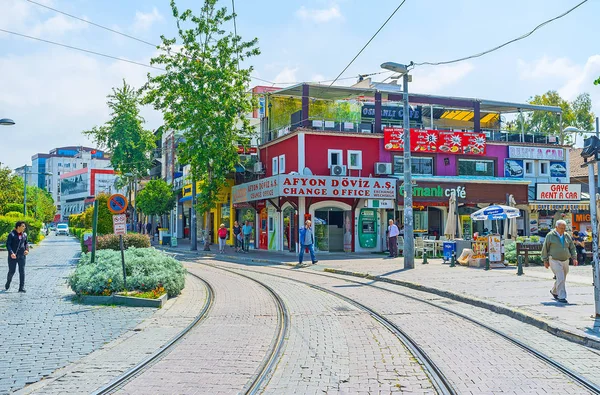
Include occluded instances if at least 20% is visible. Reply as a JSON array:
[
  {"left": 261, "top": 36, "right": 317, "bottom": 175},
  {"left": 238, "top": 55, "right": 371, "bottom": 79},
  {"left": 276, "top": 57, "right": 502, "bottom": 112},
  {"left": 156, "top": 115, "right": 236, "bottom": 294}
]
[
  {"left": 142, "top": 0, "right": 259, "bottom": 215},
  {"left": 0, "top": 167, "right": 24, "bottom": 210},
  {"left": 136, "top": 179, "right": 177, "bottom": 217},
  {"left": 0, "top": 168, "right": 55, "bottom": 223},
  {"left": 84, "top": 80, "right": 156, "bottom": 179},
  {"left": 526, "top": 91, "right": 595, "bottom": 143},
  {"left": 594, "top": 76, "right": 599, "bottom": 85}
]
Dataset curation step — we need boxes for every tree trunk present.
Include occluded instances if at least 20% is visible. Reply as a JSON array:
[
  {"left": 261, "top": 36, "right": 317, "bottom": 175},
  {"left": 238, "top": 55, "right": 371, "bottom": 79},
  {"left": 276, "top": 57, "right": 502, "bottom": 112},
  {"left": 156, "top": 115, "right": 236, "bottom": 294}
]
[{"left": 203, "top": 210, "right": 211, "bottom": 251}]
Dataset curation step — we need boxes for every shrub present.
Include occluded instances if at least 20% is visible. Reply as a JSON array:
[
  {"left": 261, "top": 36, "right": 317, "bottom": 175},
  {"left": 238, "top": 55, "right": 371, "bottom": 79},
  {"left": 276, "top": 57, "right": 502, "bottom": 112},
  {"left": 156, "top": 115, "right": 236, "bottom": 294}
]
[
  {"left": 1, "top": 203, "right": 24, "bottom": 215},
  {"left": 0, "top": 232, "right": 8, "bottom": 245},
  {"left": 0, "top": 215, "right": 43, "bottom": 243},
  {"left": 97, "top": 233, "right": 151, "bottom": 251},
  {"left": 4, "top": 211, "right": 23, "bottom": 218},
  {"left": 504, "top": 242, "right": 516, "bottom": 264},
  {"left": 68, "top": 247, "right": 186, "bottom": 297}
]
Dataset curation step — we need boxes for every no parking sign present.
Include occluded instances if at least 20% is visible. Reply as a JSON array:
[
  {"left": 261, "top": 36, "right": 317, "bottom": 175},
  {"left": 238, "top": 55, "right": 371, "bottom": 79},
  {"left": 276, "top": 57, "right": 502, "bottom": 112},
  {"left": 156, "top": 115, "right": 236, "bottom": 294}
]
[{"left": 108, "top": 194, "right": 128, "bottom": 214}]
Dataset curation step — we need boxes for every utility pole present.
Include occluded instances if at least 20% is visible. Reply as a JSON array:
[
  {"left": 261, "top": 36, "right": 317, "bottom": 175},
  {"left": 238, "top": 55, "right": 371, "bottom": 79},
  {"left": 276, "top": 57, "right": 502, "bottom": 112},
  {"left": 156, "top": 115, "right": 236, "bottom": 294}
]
[
  {"left": 23, "top": 167, "right": 28, "bottom": 217},
  {"left": 587, "top": 164, "right": 600, "bottom": 317},
  {"left": 596, "top": 117, "right": 599, "bottom": 195},
  {"left": 402, "top": 72, "right": 414, "bottom": 269}
]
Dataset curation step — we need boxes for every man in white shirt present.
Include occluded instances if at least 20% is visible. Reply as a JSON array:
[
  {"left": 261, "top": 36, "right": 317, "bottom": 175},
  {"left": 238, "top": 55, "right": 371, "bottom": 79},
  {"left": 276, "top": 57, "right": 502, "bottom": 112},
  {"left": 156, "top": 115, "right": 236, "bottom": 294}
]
[{"left": 387, "top": 219, "right": 400, "bottom": 258}]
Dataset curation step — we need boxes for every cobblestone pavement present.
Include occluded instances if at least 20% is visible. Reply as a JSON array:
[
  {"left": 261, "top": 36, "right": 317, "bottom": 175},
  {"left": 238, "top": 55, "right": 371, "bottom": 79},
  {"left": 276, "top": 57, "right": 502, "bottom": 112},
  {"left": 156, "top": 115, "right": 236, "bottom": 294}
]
[
  {"left": 209, "top": 260, "right": 596, "bottom": 394},
  {"left": 117, "top": 264, "right": 280, "bottom": 394},
  {"left": 18, "top": 270, "right": 206, "bottom": 394},
  {"left": 0, "top": 235, "right": 155, "bottom": 395}
]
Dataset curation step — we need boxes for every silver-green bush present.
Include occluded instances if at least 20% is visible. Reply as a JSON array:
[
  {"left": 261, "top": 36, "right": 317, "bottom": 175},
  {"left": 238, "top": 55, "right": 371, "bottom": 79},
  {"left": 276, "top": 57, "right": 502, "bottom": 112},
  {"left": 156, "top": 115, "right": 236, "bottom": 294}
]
[{"left": 68, "top": 247, "right": 186, "bottom": 297}]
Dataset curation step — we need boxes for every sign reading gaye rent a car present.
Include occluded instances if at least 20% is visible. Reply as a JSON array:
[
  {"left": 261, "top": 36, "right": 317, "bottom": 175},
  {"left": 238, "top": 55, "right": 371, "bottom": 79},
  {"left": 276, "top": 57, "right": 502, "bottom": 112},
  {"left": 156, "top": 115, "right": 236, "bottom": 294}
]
[
  {"left": 536, "top": 184, "right": 581, "bottom": 201},
  {"left": 232, "top": 175, "right": 396, "bottom": 204}
]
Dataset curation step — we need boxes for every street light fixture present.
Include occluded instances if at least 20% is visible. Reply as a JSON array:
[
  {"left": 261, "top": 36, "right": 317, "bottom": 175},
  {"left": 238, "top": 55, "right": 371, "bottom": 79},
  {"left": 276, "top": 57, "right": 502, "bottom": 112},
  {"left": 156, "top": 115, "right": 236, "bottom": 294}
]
[
  {"left": 0, "top": 118, "right": 15, "bottom": 126},
  {"left": 381, "top": 61, "right": 414, "bottom": 269}
]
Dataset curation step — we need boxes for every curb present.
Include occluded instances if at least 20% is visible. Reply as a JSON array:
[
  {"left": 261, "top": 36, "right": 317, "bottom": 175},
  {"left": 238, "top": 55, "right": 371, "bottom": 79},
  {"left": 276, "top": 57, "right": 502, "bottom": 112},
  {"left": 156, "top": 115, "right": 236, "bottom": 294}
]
[{"left": 324, "top": 268, "right": 600, "bottom": 351}]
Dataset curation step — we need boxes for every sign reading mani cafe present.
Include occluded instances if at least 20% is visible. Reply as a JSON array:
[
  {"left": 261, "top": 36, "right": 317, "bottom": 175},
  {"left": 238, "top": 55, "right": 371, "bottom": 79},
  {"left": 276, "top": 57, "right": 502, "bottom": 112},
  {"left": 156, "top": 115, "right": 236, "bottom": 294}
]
[{"left": 232, "top": 175, "right": 396, "bottom": 204}]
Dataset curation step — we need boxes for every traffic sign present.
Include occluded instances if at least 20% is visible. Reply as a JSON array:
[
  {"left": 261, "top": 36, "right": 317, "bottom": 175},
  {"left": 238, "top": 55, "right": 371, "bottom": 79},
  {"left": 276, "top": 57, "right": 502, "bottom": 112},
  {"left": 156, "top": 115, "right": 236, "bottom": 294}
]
[
  {"left": 108, "top": 194, "right": 128, "bottom": 214},
  {"left": 113, "top": 214, "right": 127, "bottom": 235}
]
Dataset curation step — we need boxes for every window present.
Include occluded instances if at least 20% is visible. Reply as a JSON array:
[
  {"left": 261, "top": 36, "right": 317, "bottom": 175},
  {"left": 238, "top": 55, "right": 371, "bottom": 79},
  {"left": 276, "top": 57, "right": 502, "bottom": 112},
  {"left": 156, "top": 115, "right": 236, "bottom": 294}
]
[
  {"left": 393, "top": 156, "right": 433, "bottom": 175},
  {"left": 347, "top": 150, "right": 363, "bottom": 170},
  {"left": 278, "top": 155, "right": 286, "bottom": 174},
  {"left": 83, "top": 163, "right": 88, "bottom": 168},
  {"left": 271, "top": 157, "right": 279, "bottom": 175},
  {"left": 524, "top": 160, "right": 535, "bottom": 177},
  {"left": 458, "top": 159, "right": 495, "bottom": 177},
  {"left": 539, "top": 160, "right": 550, "bottom": 176},
  {"left": 328, "top": 149, "right": 343, "bottom": 168}
]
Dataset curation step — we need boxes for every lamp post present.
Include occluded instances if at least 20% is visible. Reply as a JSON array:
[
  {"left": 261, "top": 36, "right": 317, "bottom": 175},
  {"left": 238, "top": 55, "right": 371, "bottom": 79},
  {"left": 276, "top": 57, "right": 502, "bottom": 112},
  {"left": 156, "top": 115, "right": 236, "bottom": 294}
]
[
  {"left": 381, "top": 62, "right": 414, "bottom": 269},
  {"left": 0, "top": 118, "right": 15, "bottom": 126}
]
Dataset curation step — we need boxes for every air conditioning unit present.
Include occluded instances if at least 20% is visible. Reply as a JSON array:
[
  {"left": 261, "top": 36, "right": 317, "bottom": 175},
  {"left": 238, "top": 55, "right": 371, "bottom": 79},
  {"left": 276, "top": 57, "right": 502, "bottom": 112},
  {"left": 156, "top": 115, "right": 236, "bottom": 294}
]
[
  {"left": 330, "top": 165, "right": 347, "bottom": 176},
  {"left": 375, "top": 162, "right": 392, "bottom": 175},
  {"left": 253, "top": 161, "right": 264, "bottom": 173}
]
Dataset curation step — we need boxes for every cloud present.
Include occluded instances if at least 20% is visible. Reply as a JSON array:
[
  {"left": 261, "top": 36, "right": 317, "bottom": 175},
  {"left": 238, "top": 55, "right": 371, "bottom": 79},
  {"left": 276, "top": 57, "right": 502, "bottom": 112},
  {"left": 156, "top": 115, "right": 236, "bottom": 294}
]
[
  {"left": 409, "top": 62, "right": 475, "bottom": 94},
  {"left": 296, "top": 5, "right": 342, "bottom": 23},
  {"left": 517, "top": 56, "right": 580, "bottom": 81},
  {"left": 273, "top": 66, "right": 299, "bottom": 84},
  {"left": 133, "top": 7, "right": 163, "bottom": 32}
]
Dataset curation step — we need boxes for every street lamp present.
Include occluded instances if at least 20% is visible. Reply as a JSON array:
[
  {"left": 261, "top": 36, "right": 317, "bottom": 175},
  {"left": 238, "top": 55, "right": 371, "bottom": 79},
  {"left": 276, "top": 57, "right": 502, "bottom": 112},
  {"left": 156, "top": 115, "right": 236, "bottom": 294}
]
[
  {"left": 22, "top": 166, "right": 52, "bottom": 217},
  {"left": 381, "top": 61, "right": 414, "bottom": 269},
  {"left": 0, "top": 118, "right": 15, "bottom": 126}
]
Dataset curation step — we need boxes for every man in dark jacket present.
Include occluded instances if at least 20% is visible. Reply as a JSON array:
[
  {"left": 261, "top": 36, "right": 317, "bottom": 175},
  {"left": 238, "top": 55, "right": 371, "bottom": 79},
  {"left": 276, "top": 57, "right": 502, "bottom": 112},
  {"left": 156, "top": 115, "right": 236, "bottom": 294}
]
[{"left": 6, "top": 221, "right": 29, "bottom": 293}]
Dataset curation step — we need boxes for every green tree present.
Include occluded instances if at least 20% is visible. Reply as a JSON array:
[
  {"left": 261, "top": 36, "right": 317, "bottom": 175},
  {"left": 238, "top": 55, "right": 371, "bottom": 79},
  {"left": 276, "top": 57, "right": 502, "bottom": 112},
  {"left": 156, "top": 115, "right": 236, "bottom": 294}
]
[
  {"left": 527, "top": 90, "right": 595, "bottom": 144},
  {"left": 0, "top": 167, "right": 24, "bottom": 210},
  {"left": 28, "top": 187, "right": 55, "bottom": 223},
  {"left": 594, "top": 76, "right": 599, "bottom": 85},
  {"left": 84, "top": 80, "right": 156, "bottom": 179},
  {"left": 142, "top": 0, "right": 259, "bottom": 249},
  {"left": 136, "top": 179, "right": 177, "bottom": 217}
]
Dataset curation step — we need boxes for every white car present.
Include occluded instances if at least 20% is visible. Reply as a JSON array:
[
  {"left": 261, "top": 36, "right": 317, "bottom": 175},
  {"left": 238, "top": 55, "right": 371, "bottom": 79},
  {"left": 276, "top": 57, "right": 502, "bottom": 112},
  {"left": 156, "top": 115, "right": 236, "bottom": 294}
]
[{"left": 56, "top": 223, "right": 69, "bottom": 236}]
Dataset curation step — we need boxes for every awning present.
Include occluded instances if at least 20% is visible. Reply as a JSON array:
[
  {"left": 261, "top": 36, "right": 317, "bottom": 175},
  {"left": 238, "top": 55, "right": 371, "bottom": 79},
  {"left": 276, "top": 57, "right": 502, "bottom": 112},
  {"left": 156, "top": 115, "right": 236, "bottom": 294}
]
[
  {"left": 529, "top": 202, "right": 589, "bottom": 211},
  {"left": 179, "top": 196, "right": 192, "bottom": 203}
]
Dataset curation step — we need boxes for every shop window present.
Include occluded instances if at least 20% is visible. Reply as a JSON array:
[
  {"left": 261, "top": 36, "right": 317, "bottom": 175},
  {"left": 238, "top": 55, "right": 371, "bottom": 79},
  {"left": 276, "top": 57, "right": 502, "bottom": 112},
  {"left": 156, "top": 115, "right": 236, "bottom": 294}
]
[
  {"left": 393, "top": 156, "right": 433, "bottom": 175},
  {"left": 328, "top": 149, "right": 343, "bottom": 168},
  {"left": 279, "top": 155, "right": 286, "bottom": 174},
  {"left": 539, "top": 160, "right": 550, "bottom": 177},
  {"left": 524, "top": 160, "right": 535, "bottom": 177},
  {"left": 458, "top": 159, "right": 495, "bottom": 177},
  {"left": 272, "top": 157, "right": 279, "bottom": 175},
  {"left": 347, "top": 150, "right": 362, "bottom": 170}
]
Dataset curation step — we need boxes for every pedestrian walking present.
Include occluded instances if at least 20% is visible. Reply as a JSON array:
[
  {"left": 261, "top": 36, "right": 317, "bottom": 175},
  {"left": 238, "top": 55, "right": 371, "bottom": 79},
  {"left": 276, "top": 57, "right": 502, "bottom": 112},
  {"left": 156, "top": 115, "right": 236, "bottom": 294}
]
[
  {"left": 5, "top": 221, "right": 29, "bottom": 293},
  {"left": 541, "top": 220, "right": 577, "bottom": 303},
  {"left": 242, "top": 221, "right": 252, "bottom": 253},
  {"left": 233, "top": 221, "right": 242, "bottom": 252},
  {"left": 146, "top": 222, "right": 152, "bottom": 236},
  {"left": 572, "top": 230, "right": 586, "bottom": 266},
  {"left": 299, "top": 220, "right": 318, "bottom": 265},
  {"left": 217, "top": 224, "right": 228, "bottom": 254},
  {"left": 387, "top": 219, "right": 400, "bottom": 258}
]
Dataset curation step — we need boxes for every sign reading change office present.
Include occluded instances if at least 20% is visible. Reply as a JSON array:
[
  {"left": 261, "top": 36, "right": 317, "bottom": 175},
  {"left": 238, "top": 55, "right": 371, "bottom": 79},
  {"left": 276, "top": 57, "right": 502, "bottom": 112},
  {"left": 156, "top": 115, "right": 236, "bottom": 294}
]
[{"left": 233, "top": 175, "right": 396, "bottom": 204}]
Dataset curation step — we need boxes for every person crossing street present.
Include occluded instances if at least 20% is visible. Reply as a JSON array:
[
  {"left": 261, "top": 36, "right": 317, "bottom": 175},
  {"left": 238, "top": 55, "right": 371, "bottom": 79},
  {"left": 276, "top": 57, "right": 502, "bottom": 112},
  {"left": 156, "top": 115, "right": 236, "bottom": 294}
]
[
  {"left": 299, "top": 220, "right": 318, "bottom": 265},
  {"left": 541, "top": 220, "right": 577, "bottom": 304}
]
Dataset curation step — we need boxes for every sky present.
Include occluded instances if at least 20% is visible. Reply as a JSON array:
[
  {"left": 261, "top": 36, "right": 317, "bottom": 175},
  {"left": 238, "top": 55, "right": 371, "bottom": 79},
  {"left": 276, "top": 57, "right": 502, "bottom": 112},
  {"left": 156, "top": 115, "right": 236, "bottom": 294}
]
[{"left": 0, "top": 0, "right": 599, "bottom": 170}]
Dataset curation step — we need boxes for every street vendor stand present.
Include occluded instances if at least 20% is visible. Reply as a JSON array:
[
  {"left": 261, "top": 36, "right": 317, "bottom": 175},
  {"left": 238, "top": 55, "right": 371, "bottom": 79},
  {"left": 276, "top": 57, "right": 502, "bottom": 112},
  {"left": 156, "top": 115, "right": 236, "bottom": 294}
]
[{"left": 470, "top": 205, "right": 521, "bottom": 268}]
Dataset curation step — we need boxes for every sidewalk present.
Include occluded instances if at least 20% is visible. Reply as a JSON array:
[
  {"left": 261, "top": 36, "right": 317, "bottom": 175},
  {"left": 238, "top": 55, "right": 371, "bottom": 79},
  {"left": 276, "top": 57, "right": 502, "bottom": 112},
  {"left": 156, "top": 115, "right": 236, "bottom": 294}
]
[{"left": 158, "top": 238, "right": 600, "bottom": 349}]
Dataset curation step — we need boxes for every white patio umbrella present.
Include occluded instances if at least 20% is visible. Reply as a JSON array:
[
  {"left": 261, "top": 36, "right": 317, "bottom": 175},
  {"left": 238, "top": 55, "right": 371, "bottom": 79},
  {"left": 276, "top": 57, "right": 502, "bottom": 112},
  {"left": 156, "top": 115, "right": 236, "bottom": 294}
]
[
  {"left": 471, "top": 204, "right": 521, "bottom": 221},
  {"left": 503, "top": 195, "right": 518, "bottom": 239},
  {"left": 444, "top": 192, "right": 461, "bottom": 239}
]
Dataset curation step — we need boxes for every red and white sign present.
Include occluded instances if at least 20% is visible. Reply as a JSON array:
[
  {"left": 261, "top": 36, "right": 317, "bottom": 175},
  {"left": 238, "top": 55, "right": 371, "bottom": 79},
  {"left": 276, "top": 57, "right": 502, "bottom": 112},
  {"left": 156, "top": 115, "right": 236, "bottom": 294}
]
[
  {"left": 536, "top": 184, "right": 581, "bottom": 201},
  {"left": 237, "top": 146, "right": 258, "bottom": 154},
  {"left": 383, "top": 128, "right": 486, "bottom": 155},
  {"left": 112, "top": 214, "right": 127, "bottom": 235},
  {"left": 509, "top": 146, "right": 565, "bottom": 160},
  {"left": 232, "top": 175, "right": 397, "bottom": 203}
]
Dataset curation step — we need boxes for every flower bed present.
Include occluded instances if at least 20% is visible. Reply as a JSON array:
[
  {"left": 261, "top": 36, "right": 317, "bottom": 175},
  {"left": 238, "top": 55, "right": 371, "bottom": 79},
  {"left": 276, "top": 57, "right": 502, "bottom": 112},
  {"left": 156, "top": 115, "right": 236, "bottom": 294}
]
[{"left": 68, "top": 247, "right": 186, "bottom": 298}]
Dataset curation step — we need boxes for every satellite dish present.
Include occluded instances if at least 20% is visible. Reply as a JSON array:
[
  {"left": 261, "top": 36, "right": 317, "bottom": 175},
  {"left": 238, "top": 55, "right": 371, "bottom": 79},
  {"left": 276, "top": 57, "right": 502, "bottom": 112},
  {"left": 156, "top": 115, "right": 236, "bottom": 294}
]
[
  {"left": 289, "top": 171, "right": 299, "bottom": 175},
  {"left": 302, "top": 167, "right": 313, "bottom": 175}
]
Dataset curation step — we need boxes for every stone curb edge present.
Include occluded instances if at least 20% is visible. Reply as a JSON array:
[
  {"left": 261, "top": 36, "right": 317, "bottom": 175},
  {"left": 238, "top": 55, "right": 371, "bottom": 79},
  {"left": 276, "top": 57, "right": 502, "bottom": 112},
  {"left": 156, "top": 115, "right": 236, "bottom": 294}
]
[
  {"left": 323, "top": 268, "right": 600, "bottom": 351},
  {"left": 157, "top": 246, "right": 600, "bottom": 351}
]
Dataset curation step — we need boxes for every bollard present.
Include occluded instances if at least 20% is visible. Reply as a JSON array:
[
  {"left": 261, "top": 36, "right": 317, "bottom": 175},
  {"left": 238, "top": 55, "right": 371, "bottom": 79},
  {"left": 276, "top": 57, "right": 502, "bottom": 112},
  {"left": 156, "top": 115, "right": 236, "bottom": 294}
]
[
  {"left": 517, "top": 255, "right": 524, "bottom": 276},
  {"left": 422, "top": 252, "right": 428, "bottom": 265},
  {"left": 450, "top": 252, "right": 456, "bottom": 267},
  {"left": 485, "top": 256, "right": 490, "bottom": 271}
]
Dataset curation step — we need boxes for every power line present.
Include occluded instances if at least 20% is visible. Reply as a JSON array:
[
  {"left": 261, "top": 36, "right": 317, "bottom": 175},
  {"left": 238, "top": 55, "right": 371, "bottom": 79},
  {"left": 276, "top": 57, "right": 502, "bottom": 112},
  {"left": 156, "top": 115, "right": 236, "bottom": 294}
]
[
  {"left": 0, "top": 28, "right": 165, "bottom": 71},
  {"left": 328, "top": 0, "right": 408, "bottom": 87},
  {"left": 411, "top": 0, "right": 588, "bottom": 67}
]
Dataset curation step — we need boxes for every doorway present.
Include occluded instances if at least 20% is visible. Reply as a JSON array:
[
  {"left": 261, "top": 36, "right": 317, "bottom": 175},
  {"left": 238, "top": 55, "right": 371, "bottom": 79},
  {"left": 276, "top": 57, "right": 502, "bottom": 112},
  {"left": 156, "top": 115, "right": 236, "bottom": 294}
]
[
  {"left": 314, "top": 207, "right": 345, "bottom": 252},
  {"left": 283, "top": 206, "right": 296, "bottom": 252}
]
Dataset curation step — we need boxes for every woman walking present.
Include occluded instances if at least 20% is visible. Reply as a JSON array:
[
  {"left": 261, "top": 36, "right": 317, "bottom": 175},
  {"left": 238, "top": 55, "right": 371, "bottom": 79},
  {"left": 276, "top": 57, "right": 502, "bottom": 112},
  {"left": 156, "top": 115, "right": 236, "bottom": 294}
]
[
  {"left": 217, "top": 224, "right": 228, "bottom": 254},
  {"left": 233, "top": 221, "right": 242, "bottom": 252}
]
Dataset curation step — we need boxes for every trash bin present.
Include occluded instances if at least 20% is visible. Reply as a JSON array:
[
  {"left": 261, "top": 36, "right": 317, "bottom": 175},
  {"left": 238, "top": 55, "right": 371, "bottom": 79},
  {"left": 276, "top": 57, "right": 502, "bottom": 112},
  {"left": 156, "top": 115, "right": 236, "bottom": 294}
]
[
  {"left": 443, "top": 241, "right": 456, "bottom": 263},
  {"left": 161, "top": 235, "right": 171, "bottom": 246}
]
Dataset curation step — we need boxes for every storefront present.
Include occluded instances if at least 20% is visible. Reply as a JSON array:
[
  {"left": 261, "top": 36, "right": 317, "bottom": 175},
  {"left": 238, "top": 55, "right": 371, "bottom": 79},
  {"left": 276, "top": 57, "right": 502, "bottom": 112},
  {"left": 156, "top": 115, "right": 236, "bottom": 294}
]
[
  {"left": 232, "top": 175, "right": 396, "bottom": 253},
  {"left": 395, "top": 179, "right": 530, "bottom": 238},
  {"left": 529, "top": 183, "right": 585, "bottom": 236}
]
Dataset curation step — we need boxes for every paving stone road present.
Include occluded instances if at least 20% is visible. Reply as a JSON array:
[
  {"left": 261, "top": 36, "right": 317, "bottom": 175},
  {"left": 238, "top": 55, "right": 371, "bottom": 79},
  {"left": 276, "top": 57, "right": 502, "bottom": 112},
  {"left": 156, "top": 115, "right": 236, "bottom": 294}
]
[{"left": 0, "top": 235, "right": 155, "bottom": 395}]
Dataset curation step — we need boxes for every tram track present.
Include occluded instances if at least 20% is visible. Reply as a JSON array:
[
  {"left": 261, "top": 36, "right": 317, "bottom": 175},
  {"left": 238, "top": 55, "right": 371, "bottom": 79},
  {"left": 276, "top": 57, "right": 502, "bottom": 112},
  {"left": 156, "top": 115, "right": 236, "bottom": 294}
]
[
  {"left": 93, "top": 264, "right": 290, "bottom": 395},
  {"left": 201, "top": 258, "right": 600, "bottom": 394}
]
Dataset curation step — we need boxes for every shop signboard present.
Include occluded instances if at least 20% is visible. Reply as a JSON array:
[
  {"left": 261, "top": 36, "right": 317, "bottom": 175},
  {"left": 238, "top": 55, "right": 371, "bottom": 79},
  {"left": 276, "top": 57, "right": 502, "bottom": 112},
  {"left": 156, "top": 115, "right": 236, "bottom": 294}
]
[
  {"left": 232, "top": 176, "right": 278, "bottom": 204},
  {"left": 383, "top": 128, "right": 485, "bottom": 155},
  {"left": 536, "top": 184, "right": 581, "bottom": 201},
  {"left": 508, "top": 146, "right": 565, "bottom": 160},
  {"left": 504, "top": 159, "right": 524, "bottom": 178},
  {"left": 365, "top": 199, "right": 394, "bottom": 208},
  {"left": 529, "top": 211, "right": 539, "bottom": 235},
  {"left": 361, "top": 104, "right": 422, "bottom": 123},
  {"left": 488, "top": 235, "right": 502, "bottom": 262},
  {"left": 549, "top": 161, "right": 567, "bottom": 181}
]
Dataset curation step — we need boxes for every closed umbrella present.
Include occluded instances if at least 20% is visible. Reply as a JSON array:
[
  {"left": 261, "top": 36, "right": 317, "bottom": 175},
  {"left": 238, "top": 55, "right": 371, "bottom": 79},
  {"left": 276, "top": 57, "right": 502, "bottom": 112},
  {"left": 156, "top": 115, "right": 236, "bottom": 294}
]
[
  {"left": 444, "top": 193, "right": 457, "bottom": 239},
  {"left": 503, "top": 195, "right": 518, "bottom": 239}
]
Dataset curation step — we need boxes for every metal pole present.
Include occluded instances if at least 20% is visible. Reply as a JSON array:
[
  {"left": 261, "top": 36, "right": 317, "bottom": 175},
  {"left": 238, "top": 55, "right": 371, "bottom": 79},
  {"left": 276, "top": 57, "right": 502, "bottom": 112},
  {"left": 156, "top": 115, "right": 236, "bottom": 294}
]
[
  {"left": 23, "top": 167, "right": 27, "bottom": 217},
  {"left": 191, "top": 176, "right": 197, "bottom": 251},
  {"left": 133, "top": 176, "right": 137, "bottom": 233},
  {"left": 91, "top": 200, "right": 99, "bottom": 264},
  {"left": 588, "top": 164, "right": 600, "bottom": 317},
  {"left": 596, "top": 117, "right": 599, "bottom": 195},
  {"left": 402, "top": 73, "right": 414, "bottom": 269},
  {"left": 120, "top": 235, "right": 127, "bottom": 291}
]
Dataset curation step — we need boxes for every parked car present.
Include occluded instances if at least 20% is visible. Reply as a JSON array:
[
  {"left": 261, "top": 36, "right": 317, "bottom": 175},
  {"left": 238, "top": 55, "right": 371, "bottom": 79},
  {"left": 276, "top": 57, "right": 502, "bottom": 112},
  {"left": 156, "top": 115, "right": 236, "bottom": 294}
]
[
  {"left": 550, "top": 163, "right": 567, "bottom": 176},
  {"left": 56, "top": 223, "right": 69, "bottom": 236}
]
